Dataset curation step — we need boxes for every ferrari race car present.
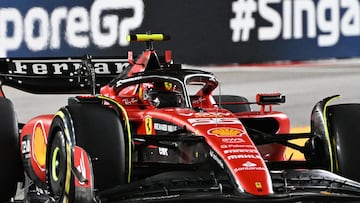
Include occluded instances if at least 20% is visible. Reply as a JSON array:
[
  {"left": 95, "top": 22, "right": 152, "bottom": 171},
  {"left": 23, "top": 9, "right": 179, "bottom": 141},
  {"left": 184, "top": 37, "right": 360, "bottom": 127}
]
[{"left": 1, "top": 34, "right": 360, "bottom": 202}]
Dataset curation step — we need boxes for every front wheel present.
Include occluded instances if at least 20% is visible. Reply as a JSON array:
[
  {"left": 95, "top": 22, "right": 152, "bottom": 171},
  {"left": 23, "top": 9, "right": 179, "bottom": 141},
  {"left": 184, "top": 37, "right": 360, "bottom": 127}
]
[
  {"left": 48, "top": 130, "right": 72, "bottom": 202},
  {"left": 47, "top": 113, "right": 94, "bottom": 203},
  {"left": 47, "top": 102, "right": 130, "bottom": 202},
  {"left": 326, "top": 104, "right": 360, "bottom": 181}
]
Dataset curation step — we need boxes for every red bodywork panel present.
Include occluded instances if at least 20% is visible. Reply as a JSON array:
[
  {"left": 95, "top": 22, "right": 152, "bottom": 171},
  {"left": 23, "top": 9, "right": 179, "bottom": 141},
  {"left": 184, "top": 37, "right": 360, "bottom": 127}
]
[
  {"left": 126, "top": 107, "right": 289, "bottom": 195},
  {"left": 238, "top": 111, "right": 290, "bottom": 161},
  {"left": 14, "top": 44, "right": 291, "bottom": 197},
  {"left": 19, "top": 103, "right": 289, "bottom": 196},
  {"left": 20, "top": 115, "right": 53, "bottom": 184}
]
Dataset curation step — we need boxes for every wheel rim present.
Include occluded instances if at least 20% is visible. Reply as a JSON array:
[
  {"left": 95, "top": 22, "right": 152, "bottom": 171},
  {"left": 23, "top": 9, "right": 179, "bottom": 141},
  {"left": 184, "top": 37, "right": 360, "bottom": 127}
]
[
  {"left": 51, "top": 147, "right": 60, "bottom": 182},
  {"left": 49, "top": 131, "right": 67, "bottom": 198}
]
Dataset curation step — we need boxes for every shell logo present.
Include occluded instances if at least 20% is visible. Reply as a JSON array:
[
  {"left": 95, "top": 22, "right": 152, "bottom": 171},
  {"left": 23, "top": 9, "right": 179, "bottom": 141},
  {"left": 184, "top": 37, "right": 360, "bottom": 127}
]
[
  {"left": 33, "top": 121, "right": 47, "bottom": 169},
  {"left": 207, "top": 127, "right": 244, "bottom": 137}
]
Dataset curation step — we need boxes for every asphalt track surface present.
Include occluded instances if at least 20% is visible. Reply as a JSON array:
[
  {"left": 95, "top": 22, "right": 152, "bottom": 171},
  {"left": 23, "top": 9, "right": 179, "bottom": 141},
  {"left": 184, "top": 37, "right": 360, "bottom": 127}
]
[
  {"left": 4, "top": 58, "right": 360, "bottom": 128},
  {"left": 191, "top": 59, "right": 360, "bottom": 128}
]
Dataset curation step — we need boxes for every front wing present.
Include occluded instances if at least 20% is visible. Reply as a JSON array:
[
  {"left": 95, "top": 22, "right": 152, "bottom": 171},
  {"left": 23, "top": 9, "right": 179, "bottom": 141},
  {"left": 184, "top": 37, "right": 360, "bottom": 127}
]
[{"left": 96, "top": 168, "right": 360, "bottom": 202}]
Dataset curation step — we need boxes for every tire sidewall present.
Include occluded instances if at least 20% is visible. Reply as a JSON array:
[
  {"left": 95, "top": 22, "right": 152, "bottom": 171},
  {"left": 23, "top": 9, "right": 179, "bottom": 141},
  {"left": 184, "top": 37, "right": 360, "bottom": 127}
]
[{"left": 47, "top": 115, "right": 75, "bottom": 202}]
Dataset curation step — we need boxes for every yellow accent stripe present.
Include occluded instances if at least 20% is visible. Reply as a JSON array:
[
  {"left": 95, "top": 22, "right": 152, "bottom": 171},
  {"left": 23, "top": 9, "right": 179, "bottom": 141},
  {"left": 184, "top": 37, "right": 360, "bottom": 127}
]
[
  {"left": 54, "top": 110, "right": 71, "bottom": 203},
  {"left": 55, "top": 111, "right": 65, "bottom": 119},
  {"left": 98, "top": 96, "right": 132, "bottom": 183},
  {"left": 64, "top": 141, "right": 71, "bottom": 203},
  {"left": 127, "top": 34, "right": 167, "bottom": 42},
  {"left": 323, "top": 96, "right": 340, "bottom": 172}
]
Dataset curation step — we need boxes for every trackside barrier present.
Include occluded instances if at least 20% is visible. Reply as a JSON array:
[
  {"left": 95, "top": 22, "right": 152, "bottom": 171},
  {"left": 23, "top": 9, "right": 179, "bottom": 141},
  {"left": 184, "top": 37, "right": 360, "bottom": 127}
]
[{"left": 0, "top": 0, "right": 360, "bottom": 65}]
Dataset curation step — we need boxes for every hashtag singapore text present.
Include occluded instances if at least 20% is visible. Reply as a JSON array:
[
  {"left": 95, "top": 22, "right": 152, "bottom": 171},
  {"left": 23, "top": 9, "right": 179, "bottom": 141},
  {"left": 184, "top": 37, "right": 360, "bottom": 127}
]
[
  {"left": 230, "top": 0, "right": 360, "bottom": 47},
  {"left": 230, "top": 0, "right": 257, "bottom": 42}
]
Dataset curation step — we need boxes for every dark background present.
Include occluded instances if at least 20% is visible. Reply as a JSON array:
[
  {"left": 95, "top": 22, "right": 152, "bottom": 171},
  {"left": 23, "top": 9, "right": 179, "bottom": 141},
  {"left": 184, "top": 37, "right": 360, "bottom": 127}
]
[{"left": 2, "top": 0, "right": 360, "bottom": 65}]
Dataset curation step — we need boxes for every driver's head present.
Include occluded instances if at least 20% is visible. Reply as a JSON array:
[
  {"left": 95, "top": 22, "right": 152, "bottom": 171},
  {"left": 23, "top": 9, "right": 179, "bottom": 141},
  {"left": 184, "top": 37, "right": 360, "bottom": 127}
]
[
  {"left": 153, "top": 81, "right": 174, "bottom": 91},
  {"left": 140, "top": 81, "right": 183, "bottom": 108}
]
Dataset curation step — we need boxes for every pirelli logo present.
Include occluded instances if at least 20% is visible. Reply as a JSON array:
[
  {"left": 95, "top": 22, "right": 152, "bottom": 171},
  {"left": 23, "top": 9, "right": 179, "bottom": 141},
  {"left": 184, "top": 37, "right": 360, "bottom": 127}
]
[{"left": 6, "top": 58, "right": 129, "bottom": 76}]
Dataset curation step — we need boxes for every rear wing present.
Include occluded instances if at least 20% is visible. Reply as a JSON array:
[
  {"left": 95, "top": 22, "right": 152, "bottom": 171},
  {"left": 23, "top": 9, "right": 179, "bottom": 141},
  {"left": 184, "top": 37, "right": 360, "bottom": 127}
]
[
  {"left": 0, "top": 34, "right": 174, "bottom": 95},
  {"left": 0, "top": 57, "right": 129, "bottom": 94}
]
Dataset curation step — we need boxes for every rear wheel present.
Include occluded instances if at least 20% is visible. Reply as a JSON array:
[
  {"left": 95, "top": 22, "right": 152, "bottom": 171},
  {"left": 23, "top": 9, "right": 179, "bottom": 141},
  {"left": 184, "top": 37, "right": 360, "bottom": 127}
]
[
  {"left": 0, "top": 98, "right": 23, "bottom": 202},
  {"left": 213, "top": 95, "right": 251, "bottom": 113}
]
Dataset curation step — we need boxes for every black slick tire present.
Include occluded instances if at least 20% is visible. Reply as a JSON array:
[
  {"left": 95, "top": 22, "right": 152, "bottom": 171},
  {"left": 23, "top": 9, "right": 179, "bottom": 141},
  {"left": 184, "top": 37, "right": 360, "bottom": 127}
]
[
  {"left": 47, "top": 102, "right": 129, "bottom": 202},
  {"left": 0, "top": 98, "right": 23, "bottom": 202},
  {"left": 327, "top": 104, "right": 360, "bottom": 181}
]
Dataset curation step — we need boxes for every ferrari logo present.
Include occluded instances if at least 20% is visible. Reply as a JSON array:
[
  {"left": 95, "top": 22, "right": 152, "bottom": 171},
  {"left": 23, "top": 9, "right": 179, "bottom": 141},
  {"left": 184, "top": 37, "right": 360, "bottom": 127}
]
[
  {"left": 164, "top": 82, "right": 173, "bottom": 90},
  {"left": 255, "top": 182, "right": 262, "bottom": 189},
  {"left": 145, "top": 116, "right": 153, "bottom": 135}
]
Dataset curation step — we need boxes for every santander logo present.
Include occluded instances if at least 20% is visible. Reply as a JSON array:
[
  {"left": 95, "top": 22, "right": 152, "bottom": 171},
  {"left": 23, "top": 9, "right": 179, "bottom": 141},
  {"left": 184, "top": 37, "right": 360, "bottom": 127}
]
[{"left": 242, "top": 161, "right": 257, "bottom": 167}]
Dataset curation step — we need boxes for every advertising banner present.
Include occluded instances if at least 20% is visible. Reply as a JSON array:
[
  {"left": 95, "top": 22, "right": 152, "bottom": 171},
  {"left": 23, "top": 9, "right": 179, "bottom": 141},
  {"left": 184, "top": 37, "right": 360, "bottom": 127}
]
[{"left": 0, "top": 0, "right": 360, "bottom": 65}]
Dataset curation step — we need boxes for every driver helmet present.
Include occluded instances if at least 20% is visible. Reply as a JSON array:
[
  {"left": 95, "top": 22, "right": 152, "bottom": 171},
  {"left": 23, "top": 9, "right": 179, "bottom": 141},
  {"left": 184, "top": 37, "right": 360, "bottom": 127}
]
[{"left": 140, "top": 81, "right": 183, "bottom": 108}]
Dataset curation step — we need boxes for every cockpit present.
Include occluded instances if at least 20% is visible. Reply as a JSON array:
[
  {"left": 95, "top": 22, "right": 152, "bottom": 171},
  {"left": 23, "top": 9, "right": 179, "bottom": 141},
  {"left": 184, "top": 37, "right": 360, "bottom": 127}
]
[{"left": 110, "top": 70, "right": 219, "bottom": 110}]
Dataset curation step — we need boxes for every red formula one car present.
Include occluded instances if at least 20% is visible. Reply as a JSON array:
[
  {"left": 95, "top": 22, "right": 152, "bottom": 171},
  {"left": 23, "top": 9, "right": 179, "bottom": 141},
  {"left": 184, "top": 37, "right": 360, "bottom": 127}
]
[{"left": 1, "top": 34, "right": 360, "bottom": 202}]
